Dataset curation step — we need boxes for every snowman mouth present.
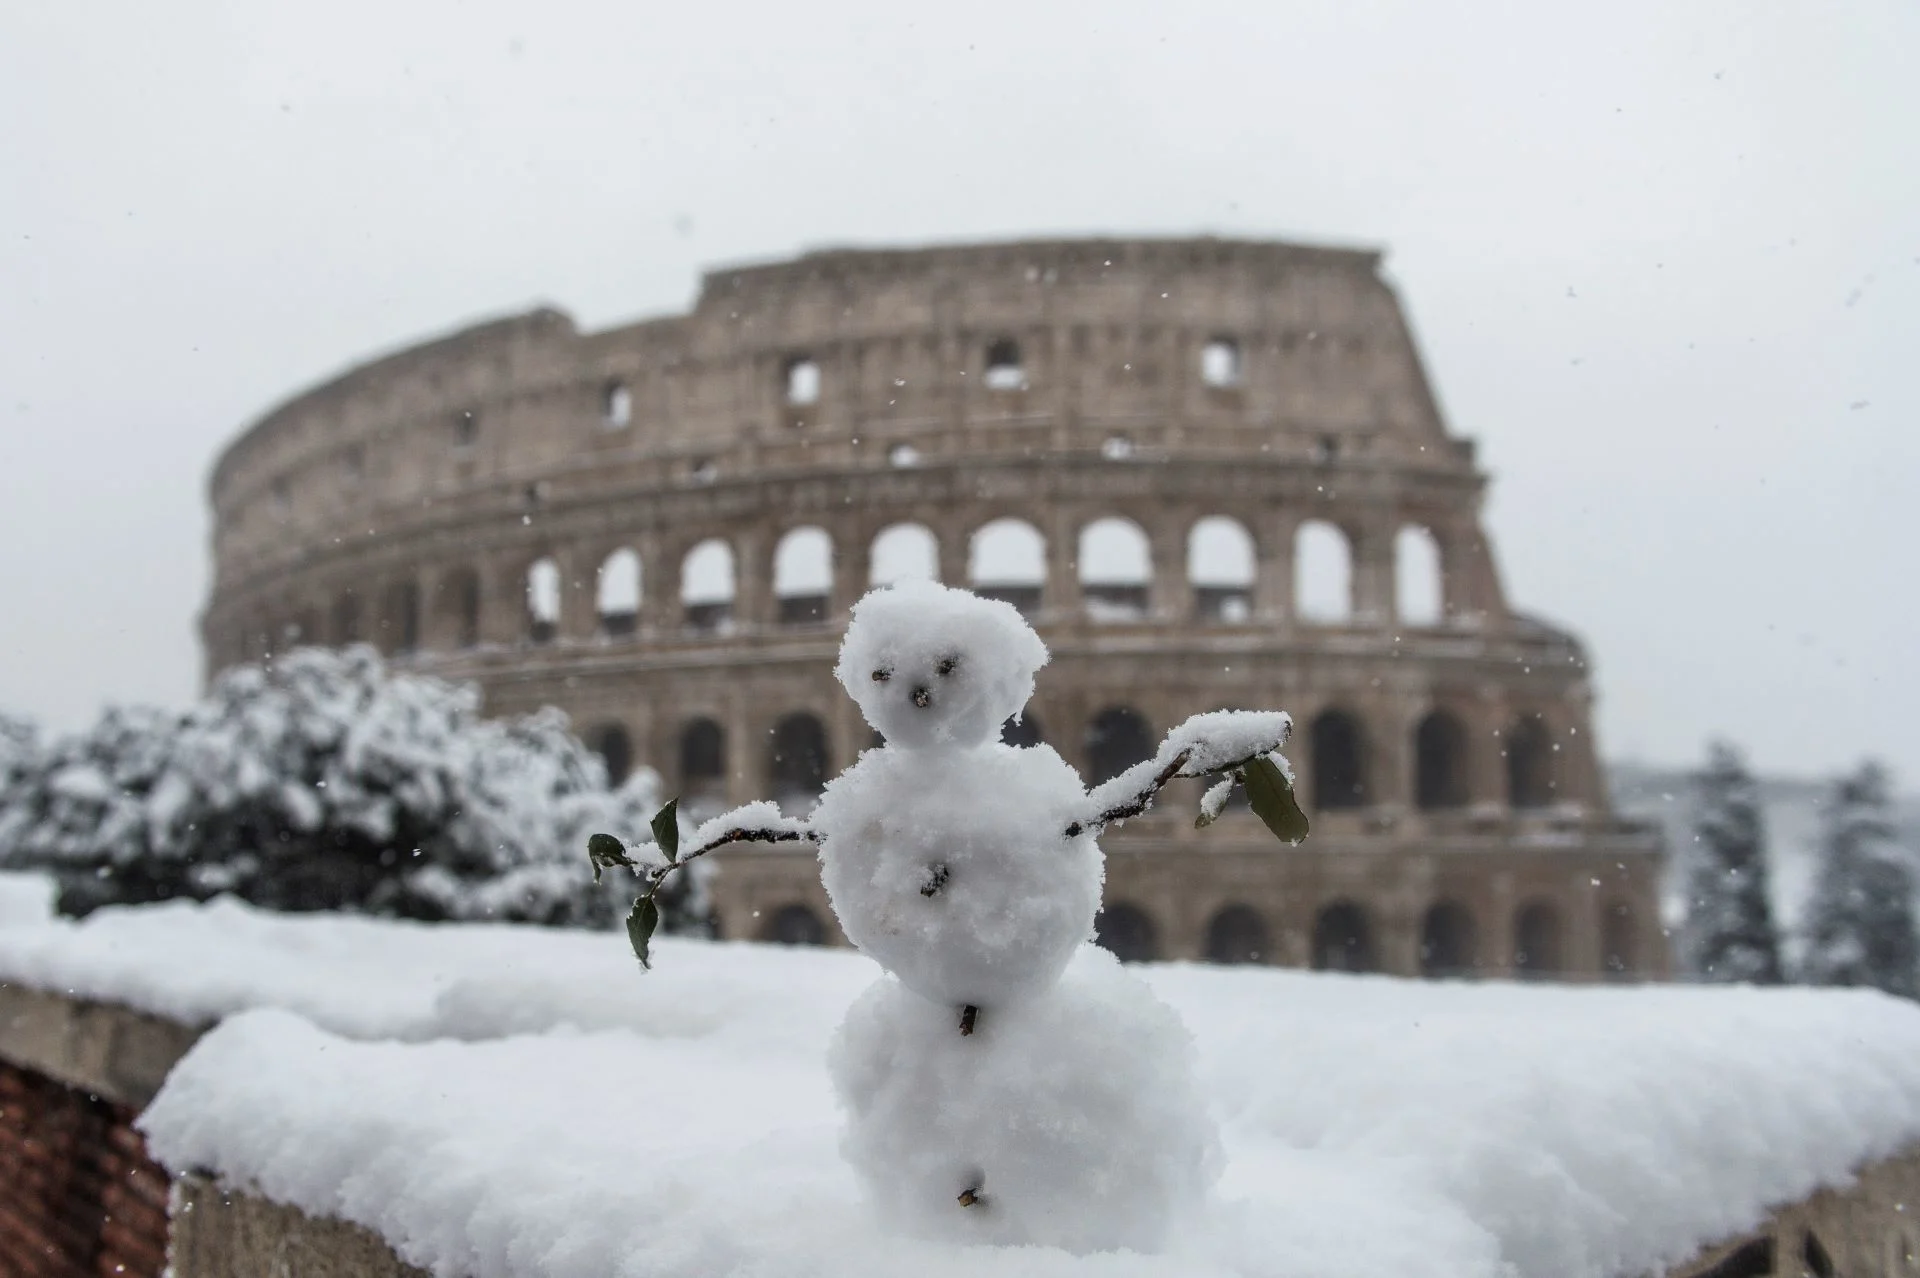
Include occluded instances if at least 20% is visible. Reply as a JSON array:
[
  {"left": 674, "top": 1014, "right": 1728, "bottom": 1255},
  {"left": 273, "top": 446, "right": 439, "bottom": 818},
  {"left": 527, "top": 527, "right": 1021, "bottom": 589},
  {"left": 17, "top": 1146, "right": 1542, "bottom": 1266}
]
[{"left": 911, "top": 687, "right": 932, "bottom": 708}]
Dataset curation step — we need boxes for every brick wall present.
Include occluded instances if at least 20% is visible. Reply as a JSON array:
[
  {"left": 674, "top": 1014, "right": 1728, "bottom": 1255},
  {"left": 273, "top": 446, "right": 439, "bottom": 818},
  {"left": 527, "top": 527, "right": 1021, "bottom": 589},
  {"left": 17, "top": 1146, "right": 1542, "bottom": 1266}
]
[{"left": 0, "top": 1058, "right": 170, "bottom": 1278}]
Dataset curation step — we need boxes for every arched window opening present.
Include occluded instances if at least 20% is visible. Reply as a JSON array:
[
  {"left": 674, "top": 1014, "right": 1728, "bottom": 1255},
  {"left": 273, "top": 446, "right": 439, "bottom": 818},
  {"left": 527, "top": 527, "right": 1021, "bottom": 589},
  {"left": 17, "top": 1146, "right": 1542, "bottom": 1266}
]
[
  {"left": 869, "top": 523, "right": 939, "bottom": 587},
  {"left": 681, "top": 539, "right": 736, "bottom": 631},
  {"left": 1094, "top": 903, "right": 1159, "bottom": 964},
  {"left": 603, "top": 380, "right": 632, "bottom": 429},
  {"left": 1201, "top": 337, "right": 1242, "bottom": 389},
  {"left": 589, "top": 723, "right": 633, "bottom": 785},
  {"left": 1395, "top": 525, "right": 1444, "bottom": 627},
  {"left": 379, "top": 580, "right": 421, "bottom": 655},
  {"left": 1079, "top": 517, "right": 1151, "bottom": 620},
  {"left": 1313, "top": 901, "right": 1375, "bottom": 973},
  {"left": 440, "top": 568, "right": 481, "bottom": 649},
  {"left": 1414, "top": 711, "right": 1469, "bottom": 810},
  {"left": 761, "top": 903, "right": 826, "bottom": 946},
  {"left": 1506, "top": 713, "right": 1557, "bottom": 810},
  {"left": 984, "top": 338, "right": 1026, "bottom": 391},
  {"left": 1205, "top": 905, "right": 1270, "bottom": 965},
  {"left": 784, "top": 356, "right": 821, "bottom": 407},
  {"left": 331, "top": 591, "right": 361, "bottom": 645},
  {"left": 769, "top": 713, "right": 830, "bottom": 816},
  {"left": 1310, "top": 710, "right": 1368, "bottom": 811},
  {"left": 1086, "top": 707, "right": 1154, "bottom": 787},
  {"left": 1295, "top": 519, "right": 1353, "bottom": 623},
  {"left": 452, "top": 409, "right": 479, "bottom": 450},
  {"left": 525, "top": 558, "right": 561, "bottom": 644},
  {"left": 1420, "top": 901, "right": 1478, "bottom": 978},
  {"left": 680, "top": 718, "right": 727, "bottom": 812},
  {"left": 774, "top": 526, "right": 833, "bottom": 625},
  {"left": 597, "top": 548, "right": 642, "bottom": 637},
  {"left": 1514, "top": 900, "right": 1564, "bottom": 978},
  {"left": 1188, "top": 516, "right": 1255, "bottom": 623},
  {"left": 1000, "top": 714, "right": 1044, "bottom": 748},
  {"left": 969, "top": 518, "right": 1046, "bottom": 617},
  {"left": 1601, "top": 900, "right": 1636, "bottom": 980}
]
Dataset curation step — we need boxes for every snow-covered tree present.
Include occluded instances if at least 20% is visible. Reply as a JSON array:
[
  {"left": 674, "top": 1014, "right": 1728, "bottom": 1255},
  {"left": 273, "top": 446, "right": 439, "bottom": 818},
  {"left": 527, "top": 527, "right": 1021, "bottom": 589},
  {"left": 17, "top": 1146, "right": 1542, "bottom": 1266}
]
[
  {"left": 1800, "top": 761, "right": 1918, "bottom": 999},
  {"left": 1, "top": 647, "right": 703, "bottom": 930},
  {"left": 1684, "top": 742, "right": 1783, "bottom": 983}
]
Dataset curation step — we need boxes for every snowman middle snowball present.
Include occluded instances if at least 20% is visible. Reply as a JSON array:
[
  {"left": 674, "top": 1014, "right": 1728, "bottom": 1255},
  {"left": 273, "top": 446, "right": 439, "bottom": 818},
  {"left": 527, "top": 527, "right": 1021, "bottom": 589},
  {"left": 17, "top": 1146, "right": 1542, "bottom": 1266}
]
[{"left": 815, "top": 580, "right": 1104, "bottom": 1010}]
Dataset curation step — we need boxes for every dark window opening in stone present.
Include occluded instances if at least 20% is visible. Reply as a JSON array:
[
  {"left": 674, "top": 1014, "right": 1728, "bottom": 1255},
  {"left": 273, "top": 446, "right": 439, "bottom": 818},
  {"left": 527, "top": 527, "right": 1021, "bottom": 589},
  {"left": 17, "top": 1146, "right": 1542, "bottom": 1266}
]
[
  {"left": 769, "top": 713, "right": 829, "bottom": 816},
  {"left": 1201, "top": 336, "right": 1242, "bottom": 388},
  {"left": 984, "top": 337, "right": 1026, "bottom": 391},
  {"left": 1313, "top": 900, "right": 1375, "bottom": 973},
  {"left": 603, "top": 380, "right": 632, "bottom": 428},
  {"left": 1205, "top": 905, "right": 1270, "bottom": 965},
  {"left": 1420, "top": 901, "right": 1478, "bottom": 978},
  {"left": 680, "top": 718, "right": 727, "bottom": 809},
  {"left": 453, "top": 410, "right": 479, "bottom": 449},
  {"left": 1514, "top": 900, "right": 1564, "bottom": 979},
  {"left": 784, "top": 356, "right": 821, "bottom": 407},
  {"left": 1094, "top": 903, "right": 1158, "bottom": 963},
  {"left": 1311, "top": 710, "right": 1368, "bottom": 811},
  {"left": 1415, "top": 710, "right": 1469, "bottom": 810},
  {"left": 450, "top": 570, "right": 481, "bottom": 649},
  {"left": 1086, "top": 706, "right": 1154, "bottom": 787},
  {"left": 382, "top": 580, "right": 421, "bottom": 655},
  {"left": 761, "top": 903, "right": 826, "bottom": 946},
  {"left": 1802, "top": 1230, "right": 1835, "bottom": 1278},
  {"left": 1506, "top": 713, "right": 1556, "bottom": 810},
  {"left": 331, "top": 591, "right": 361, "bottom": 645},
  {"left": 1696, "top": 1237, "right": 1774, "bottom": 1278},
  {"left": 590, "top": 724, "right": 633, "bottom": 785},
  {"left": 1601, "top": 900, "right": 1636, "bottom": 980},
  {"left": 1000, "top": 714, "right": 1044, "bottom": 748}
]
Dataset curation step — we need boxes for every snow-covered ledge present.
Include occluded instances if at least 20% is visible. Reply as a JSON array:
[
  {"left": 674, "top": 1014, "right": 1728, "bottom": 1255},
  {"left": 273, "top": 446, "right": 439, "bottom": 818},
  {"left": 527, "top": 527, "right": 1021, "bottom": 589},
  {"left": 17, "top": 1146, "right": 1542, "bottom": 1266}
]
[{"left": 7, "top": 892, "right": 1920, "bottom": 1278}]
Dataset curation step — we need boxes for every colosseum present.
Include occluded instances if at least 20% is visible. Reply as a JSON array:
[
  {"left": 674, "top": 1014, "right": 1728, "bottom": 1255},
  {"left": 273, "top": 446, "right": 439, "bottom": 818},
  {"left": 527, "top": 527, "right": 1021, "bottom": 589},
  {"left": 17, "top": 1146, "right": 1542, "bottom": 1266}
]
[{"left": 200, "top": 236, "right": 1666, "bottom": 980}]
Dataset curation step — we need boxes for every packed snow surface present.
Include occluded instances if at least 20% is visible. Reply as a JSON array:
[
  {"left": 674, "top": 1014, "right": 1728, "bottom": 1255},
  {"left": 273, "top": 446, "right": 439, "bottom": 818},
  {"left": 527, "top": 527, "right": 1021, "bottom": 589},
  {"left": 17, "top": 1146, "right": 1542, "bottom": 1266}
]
[{"left": 1, "top": 898, "right": 1896, "bottom": 1278}]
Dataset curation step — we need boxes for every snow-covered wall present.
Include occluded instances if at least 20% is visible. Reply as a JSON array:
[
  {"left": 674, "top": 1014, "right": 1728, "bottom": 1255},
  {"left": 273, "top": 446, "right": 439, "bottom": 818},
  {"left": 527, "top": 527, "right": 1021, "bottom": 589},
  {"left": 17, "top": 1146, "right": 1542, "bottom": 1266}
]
[{"left": 4, "top": 897, "right": 1920, "bottom": 1278}]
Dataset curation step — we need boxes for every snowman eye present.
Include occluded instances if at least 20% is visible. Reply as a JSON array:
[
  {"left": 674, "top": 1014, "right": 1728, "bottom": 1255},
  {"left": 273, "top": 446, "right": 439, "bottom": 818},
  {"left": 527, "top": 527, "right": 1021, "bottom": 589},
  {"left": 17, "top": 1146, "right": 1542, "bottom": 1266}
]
[
  {"left": 935, "top": 656, "right": 959, "bottom": 677},
  {"left": 871, "top": 668, "right": 892, "bottom": 683}
]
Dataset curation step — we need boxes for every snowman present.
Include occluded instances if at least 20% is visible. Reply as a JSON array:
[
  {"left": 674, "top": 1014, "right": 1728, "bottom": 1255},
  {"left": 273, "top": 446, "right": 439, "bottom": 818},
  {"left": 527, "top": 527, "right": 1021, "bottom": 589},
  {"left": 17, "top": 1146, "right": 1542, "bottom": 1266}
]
[{"left": 593, "top": 580, "right": 1306, "bottom": 1252}]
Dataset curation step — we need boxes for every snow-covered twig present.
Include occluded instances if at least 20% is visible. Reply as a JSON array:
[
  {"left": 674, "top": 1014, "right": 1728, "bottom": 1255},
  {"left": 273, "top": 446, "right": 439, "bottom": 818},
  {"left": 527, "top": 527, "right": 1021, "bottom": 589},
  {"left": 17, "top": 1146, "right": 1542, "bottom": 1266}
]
[{"left": 1067, "top": 710, "right": 1305, "bottom": 843}]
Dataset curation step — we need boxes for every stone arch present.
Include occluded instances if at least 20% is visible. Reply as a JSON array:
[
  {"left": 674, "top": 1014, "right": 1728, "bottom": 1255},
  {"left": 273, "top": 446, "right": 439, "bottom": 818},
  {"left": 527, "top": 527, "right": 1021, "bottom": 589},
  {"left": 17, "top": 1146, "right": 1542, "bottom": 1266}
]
[
  {"left": 1295, "top": 519, "right": 1353, "bottom": 623},
  {"left": 1094, "top": 903, "right": 1158, "bottom": 963},
  {"left": 1414, "top": 710, "right": 1470, "bottom": 810},
  {"left": 1205, "top": 904, "right": 1270, "bottom": 965},
  {"left": 588, "top": 723, "right": 633, "bottom": 785},
  {"left": 1079, "top": 517, "right": 1151, "bottom": 620},
  {"left": 437, "top": 567, "right": 481, "bottom": 649},
  {"left": 783, "top": 355, "right": 821, "bottom": 407},
  {"left": 869, "top": 522, "right": 939, "bottom": 587},
  {"left": 1086, "top": 706, "right": 1154, "bottom": 786},
  {"left": 1514, "top": 899, "right": 1564, "bottom": 978},
  {"left": 1188, "top": 516, "right": 1255, "bottom": 623},
  {"left": 602, "top": 380, "right": 632, "bottom": 428},
  {"left": 380, "top": 579, "right": 421, "bottom": 654},
  {"left": 526, "top": 557, "right": 561, "bottom": 644},
  {"left": 679, "top": 718, "right": 727, "bottom": 810},
  {"left": 1000, "top": 713, "right": 1044, "bottom": 748},
  {"left": 331, "top": 589, "right": 361, "bottom": 645},
  {"left": 1395, "top": 524, "right": 1444, "bottom": 627},
  {"left": 1506, "top": 713, "right": 1557, "bottom": 810},
  {"left": 596, "top": 548, "right": 642, "bottom": 637},
  {"left": 1201, "top": 336, "right": 1243, "bottom": 388},
  {"left": 681, "top": 539, "right": 736, "bottom": 630},
  {"left": 1312, "top": 900, "right": 1375, "bottom": 973},
  {"left": 969, "top": 518, "right": 1046, "bottom": 617},
  {"left": 1310, "top": 709, "right": 1368, "bottom": 811},
  {"left": 1420, "top": 900, "right": 1478, "bottom": 978},
  {"left": 760, "top": 903, "right": 826, "bottom": 946},
  {"left": 1601, "top": 899, "right": 1637, "bottom": 980},
  {"left": 768, "top": 712, "right": 830, "bottom": 815},
  {"left": 774, "top": 526, "right": 833, "bottom": 624},
  {"left": 984, "top": 337, "right": 1026, "bottom": 390}
]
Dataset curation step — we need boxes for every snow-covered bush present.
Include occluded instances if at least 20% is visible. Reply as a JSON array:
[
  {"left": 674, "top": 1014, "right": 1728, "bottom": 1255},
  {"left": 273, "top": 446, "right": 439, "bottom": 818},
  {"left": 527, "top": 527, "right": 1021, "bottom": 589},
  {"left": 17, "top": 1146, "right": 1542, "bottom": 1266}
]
[
  {"left": 1801, "top": 760, "right": 1917, "bottom": 998},
  {"left": 1684, "top": 741, "right": 1784, "bottom": 983},
  {"left": 0, "top": 646, "right": 701, "bottom": 929}
]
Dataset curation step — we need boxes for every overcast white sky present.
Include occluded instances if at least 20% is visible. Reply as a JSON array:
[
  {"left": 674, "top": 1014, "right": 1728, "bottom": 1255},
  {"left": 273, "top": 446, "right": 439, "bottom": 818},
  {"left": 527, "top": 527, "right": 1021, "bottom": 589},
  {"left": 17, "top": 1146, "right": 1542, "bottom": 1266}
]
[{"left": 2, "top": 1, "right": 1914, "bottom": 782}]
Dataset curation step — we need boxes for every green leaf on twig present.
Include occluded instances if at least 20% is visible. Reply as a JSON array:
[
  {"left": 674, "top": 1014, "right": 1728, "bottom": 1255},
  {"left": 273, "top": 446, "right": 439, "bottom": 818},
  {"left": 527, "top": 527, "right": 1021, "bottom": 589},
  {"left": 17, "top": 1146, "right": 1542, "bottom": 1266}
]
[
  {"left": 1244, "top": 755, "right": 1310, "bottom": 845},
  {"left": 587, "top": 832, "right": 633, "bottom": 883},
  {"left": 650, "top": 798, "right": 681, "bottom": 863},
  {"left": 627, "top": 895, "right": 660, "bottom": 969}
]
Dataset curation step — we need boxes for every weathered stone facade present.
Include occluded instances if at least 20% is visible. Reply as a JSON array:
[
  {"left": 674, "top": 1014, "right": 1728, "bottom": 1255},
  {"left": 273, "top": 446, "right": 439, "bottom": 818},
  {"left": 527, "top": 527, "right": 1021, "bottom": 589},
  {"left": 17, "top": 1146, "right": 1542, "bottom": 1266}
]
[{"left": 200, "top": 236, "right": 1665, "bottom": 979}]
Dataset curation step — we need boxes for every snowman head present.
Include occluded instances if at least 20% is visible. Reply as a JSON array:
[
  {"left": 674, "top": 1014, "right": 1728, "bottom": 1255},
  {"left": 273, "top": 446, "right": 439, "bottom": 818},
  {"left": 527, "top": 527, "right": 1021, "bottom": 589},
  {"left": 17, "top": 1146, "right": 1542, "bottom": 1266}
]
[{"left": 836, "top": 581, "right": 1050, "bottom": 751}]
